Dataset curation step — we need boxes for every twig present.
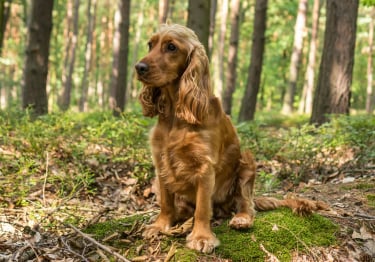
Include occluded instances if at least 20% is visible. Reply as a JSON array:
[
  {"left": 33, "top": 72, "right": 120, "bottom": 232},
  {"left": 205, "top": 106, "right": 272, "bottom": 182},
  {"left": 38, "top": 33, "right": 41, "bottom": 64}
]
[
  {"left": 43, "top": 151, "right": 49, "bottom": 207},
  {"left": 60, "top": 236, "right": 90, "bottom": 262},
  {"left": 259, "top": 243, "right": 280, "bottom": 262},
  {"left": 67, "top": 224, "right": 131, "bottom": 262},
  {"left": 261, "top": 220, "right": 321, "bottom": 262}
]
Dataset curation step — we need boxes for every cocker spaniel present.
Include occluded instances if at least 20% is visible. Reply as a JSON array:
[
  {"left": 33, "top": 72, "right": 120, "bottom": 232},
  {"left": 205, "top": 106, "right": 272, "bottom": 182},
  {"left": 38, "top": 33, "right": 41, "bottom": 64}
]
[{"left": 135, "top": 24, "right": 327, "bottom": 253}]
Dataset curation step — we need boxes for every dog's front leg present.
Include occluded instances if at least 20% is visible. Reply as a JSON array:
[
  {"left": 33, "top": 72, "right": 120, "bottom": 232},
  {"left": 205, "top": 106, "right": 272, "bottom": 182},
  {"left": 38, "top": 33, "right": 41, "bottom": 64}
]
[
  {"left": 143, "top": 175, "right": 175, "bottom": 238},
  {"left": 186, "top": 168, "right": 220, "bottom": 253}
]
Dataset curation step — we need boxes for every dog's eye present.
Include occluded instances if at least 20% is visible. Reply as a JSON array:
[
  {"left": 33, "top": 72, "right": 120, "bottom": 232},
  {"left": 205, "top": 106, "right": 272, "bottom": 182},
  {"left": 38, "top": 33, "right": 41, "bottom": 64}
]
[{"left": 167, "top": 43, "right": 177, "bottom": 52}]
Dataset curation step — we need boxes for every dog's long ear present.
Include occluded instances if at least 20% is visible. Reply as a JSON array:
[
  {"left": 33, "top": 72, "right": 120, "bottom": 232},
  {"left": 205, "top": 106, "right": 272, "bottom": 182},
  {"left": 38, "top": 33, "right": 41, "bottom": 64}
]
[
  {"left": 138, "top": 85, "right": 163, "bottom": 117},
  {"left": 176, "top": 45, "right": 211, "bottom": 125}
]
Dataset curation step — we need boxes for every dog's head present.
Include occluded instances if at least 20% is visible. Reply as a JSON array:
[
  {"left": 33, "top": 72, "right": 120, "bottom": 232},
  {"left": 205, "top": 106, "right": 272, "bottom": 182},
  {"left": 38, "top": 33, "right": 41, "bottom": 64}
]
[{"left": 136, "top": 24, "right": 211, "bottom": 125}]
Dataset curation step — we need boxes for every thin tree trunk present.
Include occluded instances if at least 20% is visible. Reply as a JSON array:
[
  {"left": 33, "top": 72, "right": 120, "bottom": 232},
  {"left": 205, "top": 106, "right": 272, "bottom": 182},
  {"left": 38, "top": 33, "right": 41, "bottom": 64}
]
[
  {"left": 299, "top": 0, "right": 321, "bottom": 114},
  {"left": 222, "top": 0, "right": 240, "bottom": 115},
  {"left": 159, "top": 0, "right": 169, "bottom": 24},
  {"left": 187, "top": 0, "right": 210, "bottom": 54},
  {"left": 128, "top": 0, "right": 145, "bottom": 100},
  {"left": 310, "top": 0, "right": 359, "bottom": 125},
  {"left": 0, "top": 0, "right": 11, "bottom": 55},
  {"left": 282, "top": 0, "right": 308, "bottom": 114},
  {"left": 215, "top": 0, "right": 228, "bottom": 99},
  {"left": 110, "top": 0, "right": 130, "bottom": 116},
  {"left": 366, "top": 7, "right": 374, "bottom": 114},
  {"left": 22, "top": 0, "right": 54, "bottom": 116},
  {"left": 208, "top": 0, "right": 217, "bottom": 60},
  {"left": 238, "top": 0, "right": 267, "bottom": 122},
  {"left": 79, "top": 0, "right": 96, "bottom": 112},
  {"left": 59, "top": 0, "right": 79, "bottom": 111}
]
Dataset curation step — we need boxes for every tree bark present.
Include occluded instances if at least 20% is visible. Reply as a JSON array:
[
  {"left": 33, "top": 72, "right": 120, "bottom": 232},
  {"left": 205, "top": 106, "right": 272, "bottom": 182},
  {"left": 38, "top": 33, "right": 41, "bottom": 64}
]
[
  {"left": 22, "top": 0, "right": 54, "bottom": 116},
  {"left": 128, "top": 0, "right": 146, "bottom": 101},
  {"left": 299, "top": 0, "right": 321, "bottom": 114},
  {"left": 110, "top": 0, "right": 130, "bottom": 116},
  {"left": 59, "top": 0, "right": 79, "bottom": 111},
  {"left": 187, "top": 0, "right": 210, "bottom": 54},
  {"left": 238, "top": 0, "right": 267, "bottom": 122},
  {"left": 208, "top": 0, "right": 217, "bottom": 60},
  {"left": 366, "top": 7, "right": 374, "bottom": 114},
  {"left": 159, "top": 0, "right": 169, "bottom": 24},
  {"left": 310, "top": 0, "right": 359, "bottom": 125},
  {"left": 79, "top": 0, "right": 96, "bottom": 112},
  {"left": 215, "top": 0, "right": 228, "bottom": 99},
  {"left": 0, "top": 0, "right": 11, "bottom": 55},
  {"left": 222, "top": 0, "right": 240, "bottom": 115},
  {"left": 282, "top": 0, "right": 308, "bottom": 114}
]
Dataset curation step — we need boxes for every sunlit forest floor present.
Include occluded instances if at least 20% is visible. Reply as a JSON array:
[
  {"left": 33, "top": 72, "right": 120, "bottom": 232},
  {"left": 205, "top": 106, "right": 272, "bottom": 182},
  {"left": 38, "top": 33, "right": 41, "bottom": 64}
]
[{"left": 0, "top": 110, "right": 374, "bottom": 261}]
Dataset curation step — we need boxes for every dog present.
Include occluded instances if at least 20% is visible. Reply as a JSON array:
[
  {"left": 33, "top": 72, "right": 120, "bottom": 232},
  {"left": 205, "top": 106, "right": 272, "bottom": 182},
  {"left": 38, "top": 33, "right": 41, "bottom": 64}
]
[{"left": 135, "top": 24, "right": 327, "bottom": 253}]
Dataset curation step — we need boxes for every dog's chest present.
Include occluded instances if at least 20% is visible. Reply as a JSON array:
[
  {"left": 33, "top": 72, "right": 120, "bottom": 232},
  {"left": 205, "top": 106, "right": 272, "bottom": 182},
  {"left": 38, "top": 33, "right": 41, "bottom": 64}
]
[{"left": 152, "top": 126, "right": 212, "bottom": 192}]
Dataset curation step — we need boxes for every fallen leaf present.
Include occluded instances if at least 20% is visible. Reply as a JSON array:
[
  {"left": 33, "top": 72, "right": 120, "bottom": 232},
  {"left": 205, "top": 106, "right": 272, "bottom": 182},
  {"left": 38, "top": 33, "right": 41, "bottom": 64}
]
[{"left": 164, "top": 242, "right": 177, "bottom": 262}]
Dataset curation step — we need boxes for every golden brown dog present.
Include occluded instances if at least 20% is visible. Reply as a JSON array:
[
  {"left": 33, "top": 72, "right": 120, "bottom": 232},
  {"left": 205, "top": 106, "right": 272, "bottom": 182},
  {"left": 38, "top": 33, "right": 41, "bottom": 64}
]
[{"left": 135, "top": 24, "right": 327, "bottom": 253}]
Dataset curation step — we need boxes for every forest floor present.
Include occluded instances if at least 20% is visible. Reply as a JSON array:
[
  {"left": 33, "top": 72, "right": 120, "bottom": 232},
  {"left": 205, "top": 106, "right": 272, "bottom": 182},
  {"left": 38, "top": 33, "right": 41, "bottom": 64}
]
[
  {"left": 0, "top": 112, "right": 374, "bottom": 261},
  {"left": 1, "top": 164, "right": 374, "bottom": 261}
]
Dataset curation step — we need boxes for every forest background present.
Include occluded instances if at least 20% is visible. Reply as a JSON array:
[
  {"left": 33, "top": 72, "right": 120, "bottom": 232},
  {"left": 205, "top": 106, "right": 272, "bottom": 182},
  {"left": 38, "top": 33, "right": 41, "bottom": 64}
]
[{"left": 1, "top": 0, "right": 375, "bottom": 122}]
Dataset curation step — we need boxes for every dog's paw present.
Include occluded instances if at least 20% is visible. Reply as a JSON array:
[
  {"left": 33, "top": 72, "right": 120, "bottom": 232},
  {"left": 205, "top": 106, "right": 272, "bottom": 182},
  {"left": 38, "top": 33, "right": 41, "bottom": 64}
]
[
  {"left": 186, "top": 231, "right": 220, "bottom": 253},
  {"left": 229, "top": 213, "right": 254, "bottom": 229},
  {"left": 143, "top": 223, "right": 169, "bottom": 239}
]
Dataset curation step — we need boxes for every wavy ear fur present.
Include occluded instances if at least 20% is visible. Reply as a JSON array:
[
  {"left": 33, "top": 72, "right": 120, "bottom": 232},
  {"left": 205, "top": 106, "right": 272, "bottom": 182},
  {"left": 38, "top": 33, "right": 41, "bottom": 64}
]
[
  {"left": 176, "top": 45, "right": 211, "bottom": 125},
  {"left": 138, "top": 85, "right": 163, "bottom": 117}
]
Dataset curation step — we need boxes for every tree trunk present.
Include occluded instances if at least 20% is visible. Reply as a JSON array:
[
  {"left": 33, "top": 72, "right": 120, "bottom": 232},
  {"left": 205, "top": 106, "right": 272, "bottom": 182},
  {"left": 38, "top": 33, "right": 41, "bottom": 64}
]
[
  {"left": 282, "top": 0, "right": 308, "bottom": 114},
  {"left": 159, "top": 0, "right": 169, "bottom": 24},
  {"left": 187, "top": 0, "right": 210, "bottom": 54},
  {"left": 110, "top": 0, "right": 130, "bottom": 116},
  {"left": 299, "top": 0, "right": 321, "bottom": 114},
  {"left": 0, "top": 0, "right": 11, "bottom": 55},
  {"left": 208, "top": 0, "right": 217, "bottom": 60},
  {"left": 79, "top": 0, "right": 96, "bottom": 112},
  {"left": 59, "top": 0, "right": 79, "bottom": 111},
  {"left": 214, "top": 0, "right": 228, "bottom": 99},
  {"left": 22, "top": 0, "right": 54, "bottom": 116},
  {"left": 128, "top": 0, "right": 146, "bottom": 101},
  {"left": 310, "top": 0, "right": 359, "bottom": 125},
  {"left": 366, "top": 7, "right": 374, "bottom": 114},
  {"left": 238, "top": 0, "right": 267, "bottom": 122},
  {"left": 222, "top": 0, "right": 240, "bottom": 115}
]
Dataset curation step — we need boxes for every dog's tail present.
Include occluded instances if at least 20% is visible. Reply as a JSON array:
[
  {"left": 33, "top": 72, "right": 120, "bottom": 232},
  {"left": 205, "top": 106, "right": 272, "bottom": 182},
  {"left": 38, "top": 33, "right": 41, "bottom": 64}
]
[
  {"left": 240, "top": 150, "right": 329, "bottom": 216},
  {"left": 254, "top": 195, "right": 329, "bottom": 216}
]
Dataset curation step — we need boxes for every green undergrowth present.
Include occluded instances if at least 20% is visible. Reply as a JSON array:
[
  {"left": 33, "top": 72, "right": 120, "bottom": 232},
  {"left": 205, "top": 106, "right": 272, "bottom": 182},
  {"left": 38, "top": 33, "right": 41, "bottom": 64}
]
[
  {"left": 238, "top": 114, "right": 375, "bottom": 185},
  {"left": 0, "top": 109, "right": 373, "bottom": 206},
  {"left": 84, "top": 208, "right": 338, "bottom": 261},
  {"left": 0, "top": 110, "right": 154, "bottom": 206}
]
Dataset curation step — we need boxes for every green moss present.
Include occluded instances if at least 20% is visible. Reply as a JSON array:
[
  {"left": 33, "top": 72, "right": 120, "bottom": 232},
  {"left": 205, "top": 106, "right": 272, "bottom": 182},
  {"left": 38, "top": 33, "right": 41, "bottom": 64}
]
[
  {"left": 366, "top": 194, "right": 375, "bottom": 207},
  {"left": 214, "top": 208, "right": 338, "bottom": 262},
  {"left": 341, "top": 182, "right": 375, "bottom": 191},
  {"left": 84, "top": 214, "right": 146, "bottom": 240},
  {"left": 85, "top": 209, "right": 338, "bottom": 262}
]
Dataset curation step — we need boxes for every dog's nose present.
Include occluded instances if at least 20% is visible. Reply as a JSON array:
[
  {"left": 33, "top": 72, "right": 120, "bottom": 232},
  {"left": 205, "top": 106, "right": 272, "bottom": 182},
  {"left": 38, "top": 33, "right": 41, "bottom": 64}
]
[{"left": 135, "top": 62, "right": 149, "bottom": 75}]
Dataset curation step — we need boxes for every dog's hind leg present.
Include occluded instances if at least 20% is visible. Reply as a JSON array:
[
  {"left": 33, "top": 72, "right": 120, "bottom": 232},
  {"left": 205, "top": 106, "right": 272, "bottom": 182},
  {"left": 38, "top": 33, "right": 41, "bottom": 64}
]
[{"left": 229, "top": 150, "right": 257, "bottom": 229}]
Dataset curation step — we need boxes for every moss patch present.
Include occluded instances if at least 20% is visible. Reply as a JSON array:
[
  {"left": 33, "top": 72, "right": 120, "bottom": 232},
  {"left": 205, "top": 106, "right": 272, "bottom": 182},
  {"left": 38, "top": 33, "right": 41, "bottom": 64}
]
[
  {"left": 214, "top": 208, "right": 338, "bottom": 261},
  {"left": 341, "top": 182, "right": 375, "bottom": 191},
  {"left": 367, "top": 194, "right": 375, "bottom": 208},
  {"left": 84, "top": 209, "right": 338, "bottom": 261}
]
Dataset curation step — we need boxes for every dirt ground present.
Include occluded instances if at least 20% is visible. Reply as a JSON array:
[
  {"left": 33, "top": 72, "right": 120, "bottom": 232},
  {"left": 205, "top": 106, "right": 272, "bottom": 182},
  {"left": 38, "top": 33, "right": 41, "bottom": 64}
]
[{"left": 295, "top": 175, "right": 375, "bottom": 261}]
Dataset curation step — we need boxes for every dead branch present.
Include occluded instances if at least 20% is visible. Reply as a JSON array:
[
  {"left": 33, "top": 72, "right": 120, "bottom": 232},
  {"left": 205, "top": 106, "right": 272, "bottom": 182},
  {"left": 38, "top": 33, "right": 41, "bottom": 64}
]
[{"left": 67, "top": 224, "right": 131, "bottom": 262}]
